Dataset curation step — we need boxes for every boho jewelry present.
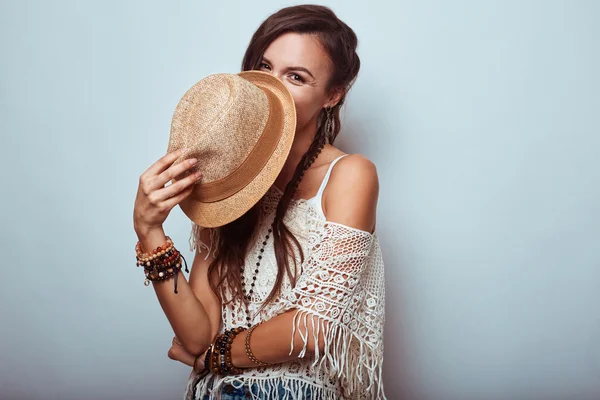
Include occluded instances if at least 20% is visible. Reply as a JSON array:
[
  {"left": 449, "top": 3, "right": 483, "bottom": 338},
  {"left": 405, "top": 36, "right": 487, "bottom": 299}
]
[
  {"left": 139, "top": 247, "right": 180, "bottom": 271},
  {"left": 240, "top": 219, "right": 273, "bottom": 328},
  {"left": 209, "top": 327, "right": 247, "bottom": 375},
  {"left": 190, "top": 344, "right": 212, "bottom": 383},
  {"left": 143, "top": 262, "right": 180, "bottom": 283},
  {"left": 135, "top": 236, "right": 189, "bottom": 294},
  {"left": 324, "top": 106, "right": 334, "bottom": 143},
  {"left": 203, "top": 343, "right": 214, "bottom": 373},
  {"left": 135, "top": 236, "right": 174, "bottom": 261},
  {"left": 244, "top": 322, "right": 269, "bottom": 367}
]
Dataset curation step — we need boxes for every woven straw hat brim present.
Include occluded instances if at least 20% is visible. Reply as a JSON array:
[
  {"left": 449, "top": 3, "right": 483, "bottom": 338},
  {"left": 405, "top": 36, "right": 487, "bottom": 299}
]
[{"left": 177, "top": 71, "right": 296, "bottom": 228}]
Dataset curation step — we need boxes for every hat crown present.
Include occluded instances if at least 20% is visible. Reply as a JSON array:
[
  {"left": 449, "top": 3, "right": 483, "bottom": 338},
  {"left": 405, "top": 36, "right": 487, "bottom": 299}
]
[
  {"left": 167, "top": 70, "right": 296, "bottom": 228},
  {"left": 168, "top": 73, "right": 270, "bottom": 184}
]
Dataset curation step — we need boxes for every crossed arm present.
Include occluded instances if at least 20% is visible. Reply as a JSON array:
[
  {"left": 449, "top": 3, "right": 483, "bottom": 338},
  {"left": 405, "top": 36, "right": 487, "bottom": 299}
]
[
  {"left": 160, "top": 251, "right": 325, "bottom": 369},
  {"left": 150, "top": 154, "right": 379, "bottom": 370}
]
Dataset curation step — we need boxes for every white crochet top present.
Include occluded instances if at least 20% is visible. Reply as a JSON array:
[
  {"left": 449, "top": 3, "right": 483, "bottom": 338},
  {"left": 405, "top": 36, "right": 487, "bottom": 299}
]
[{"left": 185, "top": 155, "right": 387, "bottom": 400}]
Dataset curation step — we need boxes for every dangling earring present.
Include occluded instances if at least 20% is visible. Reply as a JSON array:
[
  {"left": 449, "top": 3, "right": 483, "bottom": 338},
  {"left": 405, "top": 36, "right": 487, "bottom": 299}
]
[{"left": 324, "top": 106, "right": 334, "bottom": 143}]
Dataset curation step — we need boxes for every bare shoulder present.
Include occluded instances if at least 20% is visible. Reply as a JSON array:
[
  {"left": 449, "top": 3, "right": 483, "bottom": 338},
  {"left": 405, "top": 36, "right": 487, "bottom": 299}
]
[{"left": 322, "top": 153, "right": 379, "bottom": 234}]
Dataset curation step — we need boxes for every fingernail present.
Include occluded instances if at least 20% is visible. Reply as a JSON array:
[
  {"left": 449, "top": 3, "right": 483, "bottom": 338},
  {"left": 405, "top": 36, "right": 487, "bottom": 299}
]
[
  {"left": 181, "top": 148, "right": 188, "bottom": 154},
  {"left": 188, "top": 158, "right": 197, "bottom": 165}
]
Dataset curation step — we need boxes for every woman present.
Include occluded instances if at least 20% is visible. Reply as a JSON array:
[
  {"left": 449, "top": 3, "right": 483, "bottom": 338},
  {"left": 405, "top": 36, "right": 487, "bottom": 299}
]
[{"left": 133, "top": 5, "right": 386, "bottom": 399}]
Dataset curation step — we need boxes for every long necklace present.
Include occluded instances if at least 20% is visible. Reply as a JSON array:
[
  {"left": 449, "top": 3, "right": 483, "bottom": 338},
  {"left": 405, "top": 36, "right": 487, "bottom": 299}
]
[{"left": 240, "top": 143, "right": 325, "bottom": 328}]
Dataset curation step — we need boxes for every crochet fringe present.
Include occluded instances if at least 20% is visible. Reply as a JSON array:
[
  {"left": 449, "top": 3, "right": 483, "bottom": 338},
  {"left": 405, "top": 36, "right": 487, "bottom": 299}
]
[
  {"left": 183, "top": 308, "right": 385, "bottom": 400},
  {"left": 186, "top": 218, "right": 387, "bottom": 400},
  {"left": 290, "top": 309, "right": 386, "bottom": 399},
  {"left": 189, "top": 223, "right": 218, "bottom": 260},
  {"left": 185, "top": 374, "right": 339, "bottom": 400}
]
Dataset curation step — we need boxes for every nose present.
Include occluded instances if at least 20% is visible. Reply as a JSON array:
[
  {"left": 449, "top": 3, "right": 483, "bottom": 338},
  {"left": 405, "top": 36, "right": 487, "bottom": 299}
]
[{"left": 261, "top": 68, "right": 284, "bottom": 83}]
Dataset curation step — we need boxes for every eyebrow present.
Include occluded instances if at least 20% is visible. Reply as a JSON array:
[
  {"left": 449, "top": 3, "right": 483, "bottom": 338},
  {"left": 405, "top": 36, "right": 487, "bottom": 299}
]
[{"left": 262, "top": 56, "right": 315, "bottom": 80}]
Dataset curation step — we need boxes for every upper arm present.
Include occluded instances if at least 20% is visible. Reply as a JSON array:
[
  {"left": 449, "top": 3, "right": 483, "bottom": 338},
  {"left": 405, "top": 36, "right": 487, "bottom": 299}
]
[
  {"left": 322, "top": 154, "right": 379, "bottom": 234},
  {"left": 188, "top": 227, "right": 222, "bottom": 339},
  {"left": 289, "top": 155, "right": 379, "bottom": 355}
]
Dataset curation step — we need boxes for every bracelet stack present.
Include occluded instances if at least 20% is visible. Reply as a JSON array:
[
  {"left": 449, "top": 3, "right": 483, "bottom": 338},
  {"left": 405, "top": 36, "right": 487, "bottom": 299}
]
[
  {"left": 135, "top": 236, "right": 189, "bottom": 294},
  {"left": 206, "top": 327, "right": 247, "bottom": 375},
  {"left": 193, "top": 323, "right": 272, "bottom": 378}
]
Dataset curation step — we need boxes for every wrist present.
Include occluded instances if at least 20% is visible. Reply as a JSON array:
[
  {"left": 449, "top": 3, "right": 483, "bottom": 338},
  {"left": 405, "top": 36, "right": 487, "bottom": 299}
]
[
  {"left": 193, "top": 348, "right": 207, "bottom": 373},
  {"left": 135, "top": 226, "right": 167, "bottom": 253},
  {"left": 135, "top": 224, "right": 165, "bottom": 241},
  {"left": 232, "top": 329, "right": 252, "bottom": 368}
]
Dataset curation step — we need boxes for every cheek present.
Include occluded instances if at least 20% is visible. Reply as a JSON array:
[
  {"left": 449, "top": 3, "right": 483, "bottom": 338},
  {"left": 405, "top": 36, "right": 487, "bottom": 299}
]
[{"left": 287, "top": 86, "right": 322, "bottom": 128}]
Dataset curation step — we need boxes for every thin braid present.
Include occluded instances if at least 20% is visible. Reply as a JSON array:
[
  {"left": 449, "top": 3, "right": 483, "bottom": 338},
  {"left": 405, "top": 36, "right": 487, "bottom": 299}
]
[
  {"left": 258, "top": 119, "right": 328, "bottom": 308},
  {"left": 281, "top": 131, "right": 328, "bottom": 208}
]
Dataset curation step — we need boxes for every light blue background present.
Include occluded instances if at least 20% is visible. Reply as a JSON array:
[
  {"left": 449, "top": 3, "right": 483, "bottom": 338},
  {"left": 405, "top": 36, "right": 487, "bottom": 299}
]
[{"left": 1, "top": 1, "right": 599, "bottom": 399}]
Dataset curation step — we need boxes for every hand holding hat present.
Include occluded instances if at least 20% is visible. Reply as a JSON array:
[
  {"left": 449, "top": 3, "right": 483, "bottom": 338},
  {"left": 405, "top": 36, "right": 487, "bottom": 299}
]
[
  {"left": 133, "top": 147, "right": 202, "bottom": 237},
  {"left": 166, "top": 71, "right": 296, "bottom": 228},
  {"left": 133, "top": 71, "right": 296, "bottom": 235}
]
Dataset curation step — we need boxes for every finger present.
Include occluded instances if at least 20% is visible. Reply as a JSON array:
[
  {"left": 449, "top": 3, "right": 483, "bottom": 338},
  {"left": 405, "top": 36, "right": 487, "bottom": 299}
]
[
  {"left": 144, "top": 148, "right": 188, "bottom": 182},
  {"left": 155, "top": 169, "right": 202, "bottom": 202},
  {"left": 154, "top": 156, "right": 199, "bottom": 190},
  {"left": 162, "top": 183, "right": 195, "bottom": 210}
]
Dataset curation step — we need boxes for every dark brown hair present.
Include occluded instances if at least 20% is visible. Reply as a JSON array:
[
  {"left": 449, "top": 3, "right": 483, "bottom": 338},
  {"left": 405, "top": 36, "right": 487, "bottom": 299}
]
[{"left": 208, "top": 5, "right": 361, "bottom": 307}]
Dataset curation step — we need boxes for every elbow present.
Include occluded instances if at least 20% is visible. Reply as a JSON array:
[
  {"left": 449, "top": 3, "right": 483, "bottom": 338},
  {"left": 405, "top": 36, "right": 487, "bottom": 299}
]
[
  {"left": 176, "top": 328, "right": 212, "bottom": 356},
  {"left": 180, "top": 338, "right": 209, "bottom": 356}
]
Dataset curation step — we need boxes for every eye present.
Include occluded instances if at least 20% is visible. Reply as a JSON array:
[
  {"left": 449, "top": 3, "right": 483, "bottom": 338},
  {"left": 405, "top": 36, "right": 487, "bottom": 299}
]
[
  {"left": 259, "top": 62, "right": 271, "bottom": 70},
  {"left": 289, "top": 73, "right": 305, "bottom": 83}
]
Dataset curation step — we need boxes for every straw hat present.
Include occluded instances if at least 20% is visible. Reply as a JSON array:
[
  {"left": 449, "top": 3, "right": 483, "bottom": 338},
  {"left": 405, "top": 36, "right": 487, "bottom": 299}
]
[{"left": 166, "top": 71, "right": 296, "bottom": 228}]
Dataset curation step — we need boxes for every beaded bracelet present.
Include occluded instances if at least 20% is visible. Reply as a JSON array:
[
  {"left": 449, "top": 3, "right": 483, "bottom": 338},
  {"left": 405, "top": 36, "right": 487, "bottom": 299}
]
[
  {"left": 244, "top": 322, "right": 269, "bottom": 367},
  {"left": 135, "top": 237, "right": 188, "bottom": 294},
  {"left": 144, "top": 263, "right": 180, "bottom": 283},
  {"left": 135, "top": 236, "right": 174, "bottom": 261},
  {"left": 203, "top": 343, "right": 214, "bottom": 372},
  {"left": 140, "top": 248, "right": 183, "bottom": 282},
  {"left": 141, "top": 247, "right": 182, "bottom": 271},
  {"left": 187, "top": 345, "right": 211, "bottom": 385},
  {"left": 209, "top": 327, "right": 246, "bottom": 375}
]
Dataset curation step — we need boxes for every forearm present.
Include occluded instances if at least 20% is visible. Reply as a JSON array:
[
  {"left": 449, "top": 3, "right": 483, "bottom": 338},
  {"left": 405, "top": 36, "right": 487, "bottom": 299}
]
[
  {"left": 138, "top": 227, "right": 212, "bottom": 355},
  {"left": 230, "top": 308, "right": 326, "bottom": 368}
]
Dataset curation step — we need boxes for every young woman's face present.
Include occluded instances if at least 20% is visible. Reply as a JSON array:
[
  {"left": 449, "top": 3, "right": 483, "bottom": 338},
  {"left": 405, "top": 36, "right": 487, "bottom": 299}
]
[{"left": 259, "top": 32, "right": 336, "bottom": 133}]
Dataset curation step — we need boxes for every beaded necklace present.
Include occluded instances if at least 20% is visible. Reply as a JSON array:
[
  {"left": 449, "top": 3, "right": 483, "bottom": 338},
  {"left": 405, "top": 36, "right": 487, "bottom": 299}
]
[{"left": 240, "top": 142, "right": 325, "bottom": 328}]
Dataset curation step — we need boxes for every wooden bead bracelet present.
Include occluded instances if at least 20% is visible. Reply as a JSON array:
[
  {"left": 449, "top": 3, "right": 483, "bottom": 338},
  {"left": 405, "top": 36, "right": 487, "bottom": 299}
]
[
  {"left": 135, "top": 236, "right": 174, "bottom": 261},
  {"left": 209, "top": 327, "right": 246, "bottom": 375},
  {"left": 135, "top": 237, "right": 188, "bottom": 293}
]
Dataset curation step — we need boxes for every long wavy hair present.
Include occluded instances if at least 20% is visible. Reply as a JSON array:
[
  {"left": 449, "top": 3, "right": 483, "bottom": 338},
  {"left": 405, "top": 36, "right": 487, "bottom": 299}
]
[{"left": 208, "top": 5, "right": 361, "bottom": 307}]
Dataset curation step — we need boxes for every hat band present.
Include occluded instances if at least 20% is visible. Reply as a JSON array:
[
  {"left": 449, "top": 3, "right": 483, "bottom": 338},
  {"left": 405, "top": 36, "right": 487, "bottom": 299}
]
[{"left": 192, "top": 88, "right": 284, "bottom": 203}]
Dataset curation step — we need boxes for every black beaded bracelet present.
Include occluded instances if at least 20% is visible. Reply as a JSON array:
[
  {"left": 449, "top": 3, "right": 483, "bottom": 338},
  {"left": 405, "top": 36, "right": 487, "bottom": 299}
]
[{"left": 203, "top": 343, "right": 213, "bottom": 372}]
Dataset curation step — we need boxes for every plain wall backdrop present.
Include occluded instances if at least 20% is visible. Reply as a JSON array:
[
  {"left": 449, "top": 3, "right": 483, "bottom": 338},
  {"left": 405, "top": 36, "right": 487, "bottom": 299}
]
[{"left": 1, "top": 1, "right": 599, "bottom": 399}]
